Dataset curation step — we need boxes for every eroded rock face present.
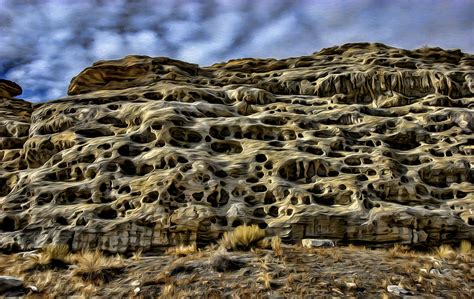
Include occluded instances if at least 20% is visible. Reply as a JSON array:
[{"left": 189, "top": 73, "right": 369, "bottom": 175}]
[
  {"left": 1, "top": 43, "right": 473, "bottom": 253},
  {"left": 0, "top": 79, "right": 22, "bottom": 99}
]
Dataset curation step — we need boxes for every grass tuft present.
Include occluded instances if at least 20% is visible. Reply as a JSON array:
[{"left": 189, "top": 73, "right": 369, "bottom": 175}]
[
  {"left": 435, "top": 244, "right": 456, "bottom": 260},
  {"left": 71, "top": 250, "right": 124, "bottom": 285},
  {"left": 166, "top": 243, "right": 198, "bottom": 256},
  {"left": 459, "top": 240, "right": 471, "bottom": 254},
  {"left": 27, "top": 244, "right": 71, "bottom": 271},
  {"left": 219, "top": 224, "right": 266, "bottom": 251},
  {"left": 271, "top": 236, "right": 283, "bottom": 257}
]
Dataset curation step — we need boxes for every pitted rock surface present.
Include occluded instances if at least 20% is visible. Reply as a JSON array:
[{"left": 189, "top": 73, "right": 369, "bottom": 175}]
[{"left": 1, "top": 43, "right": 473, "bottom": 253}]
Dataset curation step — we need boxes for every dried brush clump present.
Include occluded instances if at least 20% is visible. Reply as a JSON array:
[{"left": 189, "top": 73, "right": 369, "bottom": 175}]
[
  {"left": 271, "top": 236, "right": 283, "bottom": 257},
  {"left": 435, "top": 244, "right": 456, "bottom": 260},
  {"left": 219, "top": 224, "right": 266, "bottom": 251},
  {"left": 26, "top": 244, "right": 71, "bottom": 271},
  {"left": 459, "top": 240, "right": 472, "bottom": 254},
  {"left": 166, "top": 243, "right": 198, "bottom": 256},
  {"left": 70, "top": 250, "right": 124, "bottom": 285}
]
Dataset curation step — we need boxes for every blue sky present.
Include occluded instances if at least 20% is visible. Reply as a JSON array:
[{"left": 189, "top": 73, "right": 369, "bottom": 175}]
[{"left": 0, "top": 0, "right": 473, "bottom": 102}]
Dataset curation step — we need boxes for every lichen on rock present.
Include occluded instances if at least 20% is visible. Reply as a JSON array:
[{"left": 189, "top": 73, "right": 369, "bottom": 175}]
[{"left": 0, "top": 43, "right": 473, "bottom": 253}]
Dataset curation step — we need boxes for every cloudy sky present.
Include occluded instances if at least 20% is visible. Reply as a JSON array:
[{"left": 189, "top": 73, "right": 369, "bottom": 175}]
[{"left": 0, "top": 0, "right": 473, "bottom": 102}]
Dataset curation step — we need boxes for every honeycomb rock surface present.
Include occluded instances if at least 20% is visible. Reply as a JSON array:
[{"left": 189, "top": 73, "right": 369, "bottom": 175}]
[{"left": 1, "top": 43, "right": 473, "bottom": 253}]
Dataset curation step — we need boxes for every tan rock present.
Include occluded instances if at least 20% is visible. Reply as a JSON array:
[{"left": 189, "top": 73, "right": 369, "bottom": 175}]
[
  {"left": 0, "top": 79, "right": 22, "bottom": 98},
  {"left": 0, "top": 43, "right": 473, "bottom": 253}
]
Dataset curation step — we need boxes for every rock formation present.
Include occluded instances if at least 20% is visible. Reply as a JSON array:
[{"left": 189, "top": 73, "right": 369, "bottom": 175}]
[{"left": 0, "top": 43, "right": 473, "bottom": 253}]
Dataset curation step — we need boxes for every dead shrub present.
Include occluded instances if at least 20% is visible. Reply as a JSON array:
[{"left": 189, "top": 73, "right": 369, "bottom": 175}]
[
  {"left": 71, "top": 250, "right": 124, "bottom": 285},
  {"left": 271, "top": 236, "right": 283, "bottom": 257},
  {"left": 219, "top": 224, "right": 266, "bottom": 251},
  {"left": 435, "top": 244, "right": 456, "bottom": 260},
  {"left": 166, "top": 243, "right": 197, "bottom": 256},
  {"left": 26, "top": 244, "right": 71, "bottom": 271}
]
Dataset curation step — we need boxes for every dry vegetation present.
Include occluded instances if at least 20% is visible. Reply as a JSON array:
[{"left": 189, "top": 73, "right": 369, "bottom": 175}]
[
  {"left": 219, "top": 224, "right": 266, "bottom": 251},
  {"left": 0, "top": 230, "right": 472, "bottom": 298}
]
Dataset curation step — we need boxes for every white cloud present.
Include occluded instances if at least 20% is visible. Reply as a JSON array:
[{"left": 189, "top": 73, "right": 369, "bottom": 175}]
[{"left": 0, "top": 0, "right": 471, "bottom": 102}]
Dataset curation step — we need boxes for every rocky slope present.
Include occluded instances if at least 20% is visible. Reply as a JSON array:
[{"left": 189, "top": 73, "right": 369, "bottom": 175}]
[{"left": 0, "top": 43, "right": 473, "bottom": 253}]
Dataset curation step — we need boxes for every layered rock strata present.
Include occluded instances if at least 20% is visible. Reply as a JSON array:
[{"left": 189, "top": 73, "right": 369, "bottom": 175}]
[{"left": 0, "top": 43, "right": 473, "bottom": 253}]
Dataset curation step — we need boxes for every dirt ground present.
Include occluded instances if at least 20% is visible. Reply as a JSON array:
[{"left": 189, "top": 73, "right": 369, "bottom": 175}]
[{"left": 1, "top": 243, "right": 472, "bottom": 298}]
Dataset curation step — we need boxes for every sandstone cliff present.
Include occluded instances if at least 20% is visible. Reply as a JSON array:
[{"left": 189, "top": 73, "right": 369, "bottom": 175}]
[{"left": 0, "top": 43, "right": 473, "bottom": 253}]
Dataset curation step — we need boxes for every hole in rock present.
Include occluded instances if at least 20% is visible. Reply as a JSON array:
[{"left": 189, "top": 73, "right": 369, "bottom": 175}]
[
  {"left": 268, "top": 206, "right": 279, "bottom": 217},
  {"left": 55, "top": 216, "right": 68, "bottom": 225},
  {"left": 118, "top": 144, "right": 142, "bottom": 157},
  {"left": 211, "top": 141, "right": 243, "bottom": 154},
  {"left": 143, "top": 191, "right": 159, "bottom": 203},
  {"left": 36, "top": 192, "right": 54, "bottom": 205},
  {"left": 97, "top": 116, "right": 127, "bottom": 128},
  {"left": 215, "top": 170, "right": 228, "bottom": 178},
  {"left": 76, "top": 128, "right": 113, "bottom": 138},
  {"left": 253, "top": 208, "right": 266, "bottom": 217},
  {"left": 192, "top": 192, "right": 204, "bottom": 201},
  {"left": 177, "top": 156, "right": 188, "bottom": 163},
  {"left": 232, "top": 219, "right": 243, "bottom": 227},
  {"left": 119, "top": 159, "right": 137, "bottom": 175},
  {"left": 0, "top": 216, "right": 16, "bottom": 232},
  {"left": 255, "top": 154, "right": 267, "bottom": 162},
  {"left": 170, "top": 128, "right": 202, "bottom": 143},
  {"left": 264, "top": 161, "right": 273, "bottom": 169},
  {"left": 246, "top": 177, "right": 259, "bottom": 183},
  {"left": 118, "top": 186, "right": 131, "bottom": 194},
  {"left": 313, "top": 196, "right": 335, "bottom": 206},
  {"left": 356, "top": 174, "right": 368, "bottom": 181},
  {"left": 97, "top": 207, "right": 118, "bottom": 219},
  {"left": 244, "top": 195, "right": 258, "bottom": 206},
  {"left": 264, "top": 192, "right": 276, "bottom": 204},
  {"left": 130, "top": 129, "right": 156, "bottom": 143},
  {"left": 251, "top": 185, "right": 267, "bottom": 192},
  {"left": 138, "top": 164, "right": 153, "bottom": 176}
]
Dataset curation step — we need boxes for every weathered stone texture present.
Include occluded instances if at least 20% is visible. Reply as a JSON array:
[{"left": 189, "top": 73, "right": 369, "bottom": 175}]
[{"left": 0, "top": 43, "right": 473, "bottom": 252}]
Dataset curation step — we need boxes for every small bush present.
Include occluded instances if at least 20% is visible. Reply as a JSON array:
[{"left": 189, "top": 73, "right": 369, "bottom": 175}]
[
  {"left": 219, "top": 224, "right": 266, "bottom": 251},
  {"left": 71, "top": 250, "right": 124, "bottom": 285},
  {"left": 27, "top": 244, "right": 71, "bottom": 271}
]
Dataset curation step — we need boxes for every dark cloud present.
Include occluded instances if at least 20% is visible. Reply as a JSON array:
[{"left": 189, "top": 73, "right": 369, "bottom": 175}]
[{"left": 0, "top": 0, "right": 472, "bottom": 102}]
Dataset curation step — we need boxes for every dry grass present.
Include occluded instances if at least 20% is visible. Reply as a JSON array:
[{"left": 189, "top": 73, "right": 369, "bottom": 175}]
[
  {"left": 158, "top": 282, "right": 176, "bottom": 298},
  {"left": 1, "top": 241, "right": 472, "bottom": 297},
  {"left": 435, "top": 244, "right": 456, "bottom": 260},
  {"left": 271, "top": 236, "right": 283, "bottom": 257},
  {"left": 26, "top": 244, "right": 71, "bottom": 271},
  {"left": 459, "top": 240, "right": 472, "bottom": 254},
  {"left": 258, "top": 271, "right": 272, "bottom": 290},
  {"left": 131, "top": 248, "right": 142, "bottom": 261},
  {"left": 70, "top": 250, "right": 124, "bottom": 285},
  {"left": 388, "top": 243, "right": 410, "bottom": 257},
  {"left": 166, "top": 243, "right": 198, "bottom": 256},
  {"left": 219, "top": 224, "right": 266, "bottom": 251}
]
